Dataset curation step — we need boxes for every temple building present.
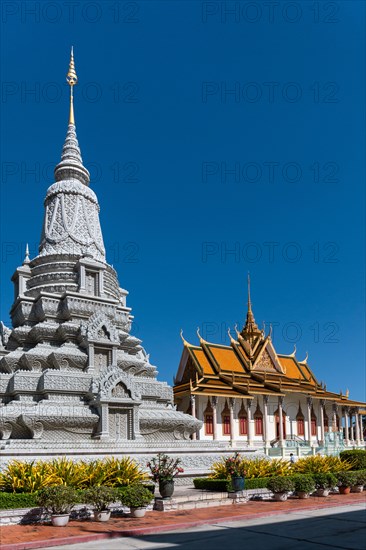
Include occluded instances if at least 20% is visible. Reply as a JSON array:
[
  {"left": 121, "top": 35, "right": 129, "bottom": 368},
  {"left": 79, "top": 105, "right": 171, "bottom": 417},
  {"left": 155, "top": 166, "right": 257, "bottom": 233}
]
[
  {"left": 0, "top": 50, "right": 202, "bottom": 453},
  {"left": 174, "top": 278, "right": 366, "bottom": 455}
]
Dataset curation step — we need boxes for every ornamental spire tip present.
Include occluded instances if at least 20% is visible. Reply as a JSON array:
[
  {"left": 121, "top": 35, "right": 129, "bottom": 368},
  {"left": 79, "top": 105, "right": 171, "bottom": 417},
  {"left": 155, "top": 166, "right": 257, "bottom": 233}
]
[{"left": 66, "top": 46, "right": 78, "bottom": 125}]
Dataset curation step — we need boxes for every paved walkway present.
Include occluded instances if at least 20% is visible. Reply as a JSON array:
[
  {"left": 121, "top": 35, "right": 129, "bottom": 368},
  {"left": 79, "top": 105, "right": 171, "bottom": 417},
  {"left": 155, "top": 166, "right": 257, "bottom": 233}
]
[{"left": 1, "top": 493, "right": 365, "bottom": 550}]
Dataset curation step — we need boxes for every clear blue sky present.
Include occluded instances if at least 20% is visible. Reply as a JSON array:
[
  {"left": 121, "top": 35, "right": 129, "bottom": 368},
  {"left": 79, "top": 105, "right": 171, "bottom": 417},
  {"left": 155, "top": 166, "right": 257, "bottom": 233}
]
[{"left": 0, "top": 1, "right": 365, "bottom": 400}]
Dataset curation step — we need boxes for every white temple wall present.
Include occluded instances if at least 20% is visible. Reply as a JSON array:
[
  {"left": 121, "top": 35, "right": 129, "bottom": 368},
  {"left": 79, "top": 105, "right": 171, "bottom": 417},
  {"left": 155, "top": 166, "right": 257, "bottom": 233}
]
[{"left": 178, "top": 393, "right": 342, "bottom": 445}]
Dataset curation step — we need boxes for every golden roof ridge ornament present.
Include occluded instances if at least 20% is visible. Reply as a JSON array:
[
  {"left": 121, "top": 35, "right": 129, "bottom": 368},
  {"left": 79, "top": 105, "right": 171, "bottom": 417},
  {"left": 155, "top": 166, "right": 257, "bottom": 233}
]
[
  {"left": 241, "top": 272, "right": 261, "bottom": 338},
  {"left": 66, "top": 46, "right": 78, "bottom": 125}
]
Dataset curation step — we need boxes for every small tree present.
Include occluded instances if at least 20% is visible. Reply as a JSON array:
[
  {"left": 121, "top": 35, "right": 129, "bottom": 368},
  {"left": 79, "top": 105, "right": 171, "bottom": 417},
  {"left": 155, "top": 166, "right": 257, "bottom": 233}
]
[
  {"left": 37, "top": 486, "right": 77, "bottom": 515},
  {"left": 120, "top": 483, "right": 154, "bottom": 509},
  {"left": 84, "top": 486, "right": 119, "bottom": 512},
  {"left": 267, "top": 477, "right": 295, "bottom": 494}
]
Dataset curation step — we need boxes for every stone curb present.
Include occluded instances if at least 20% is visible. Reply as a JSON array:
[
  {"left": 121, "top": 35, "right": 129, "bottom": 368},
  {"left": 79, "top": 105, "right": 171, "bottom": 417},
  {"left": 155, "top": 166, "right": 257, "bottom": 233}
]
[{"left": 1, "top": 499, "right": 364, "bottom": 550}]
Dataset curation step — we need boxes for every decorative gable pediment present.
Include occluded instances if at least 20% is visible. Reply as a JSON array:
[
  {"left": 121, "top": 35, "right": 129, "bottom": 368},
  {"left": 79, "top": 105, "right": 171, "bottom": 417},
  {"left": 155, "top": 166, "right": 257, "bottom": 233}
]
[
  {"left": 252, "top": 341, "right": 284, "bottom": 374},
  {"left": 80, "top": 312, "right": 119, "bottom": 345}
]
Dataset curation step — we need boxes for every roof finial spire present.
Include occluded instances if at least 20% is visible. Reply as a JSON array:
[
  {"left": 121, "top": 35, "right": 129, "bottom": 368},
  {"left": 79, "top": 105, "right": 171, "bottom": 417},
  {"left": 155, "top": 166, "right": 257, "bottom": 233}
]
[
  {"left": 241, "top": 272, "right": 261, "bottom": 340},
  {"left": 66, "top": 46, "right": 78, "bottom": 125},
  {"left": 247, "top": 271, "right": 252, "bottom": 313},
  {"left": 23, "top": 243, "right": 30, "bottom": 265}
]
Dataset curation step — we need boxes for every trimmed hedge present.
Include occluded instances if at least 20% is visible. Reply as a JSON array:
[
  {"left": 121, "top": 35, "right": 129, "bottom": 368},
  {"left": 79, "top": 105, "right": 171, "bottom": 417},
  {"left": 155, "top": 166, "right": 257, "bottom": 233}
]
[
  {"left": 0, "top": 492, "right": 38, "bottom": 510},
  {"left": 193, "top": 477, "right": 271, "bottom": 491},
  {"left": 0, "top": 489, "right": 91, "bottom": 511},
  {"left": 340, "top": 450, "right": 366, "bottom": 471},
  {"left": 193, "top": 479, "right": 229, "bottom": 491}
]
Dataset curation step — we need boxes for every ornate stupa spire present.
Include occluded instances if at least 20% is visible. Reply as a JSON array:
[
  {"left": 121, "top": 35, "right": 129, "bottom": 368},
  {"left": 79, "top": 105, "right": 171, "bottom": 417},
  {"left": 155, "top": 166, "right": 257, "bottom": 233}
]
[
  {"left": 38, "top": 48, "right": 105, "bottom": 263},
  {"left": 241, "top": 273, "right": 261, "bottom": 341},
  {"left": 54, "top": 47, "right": 90, "bottom": 186},
  {"left": 67, "top": 46, "right": 77, "bottom": 125}
]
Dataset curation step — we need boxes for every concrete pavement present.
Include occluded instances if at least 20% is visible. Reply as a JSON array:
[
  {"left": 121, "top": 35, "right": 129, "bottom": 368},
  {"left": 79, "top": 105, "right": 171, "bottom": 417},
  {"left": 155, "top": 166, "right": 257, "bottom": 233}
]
[{"left": 43, "top": 503, "right": 366, "bottom": 550}]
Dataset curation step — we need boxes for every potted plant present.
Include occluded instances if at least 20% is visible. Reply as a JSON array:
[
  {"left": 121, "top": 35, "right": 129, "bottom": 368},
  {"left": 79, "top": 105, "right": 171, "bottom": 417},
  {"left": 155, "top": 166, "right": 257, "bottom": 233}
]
[
  {"left": 37, "top": 485, "right": 77, "bottom": 526},
  {"left": 120, "top": 482, "right": 154, "bottom": 517},
  {"left": 84, "top": 486, "right": 119, "bottom": 522},
  {"left": 313, "top": 473, "right": 337, "bottom": 497},
  {"left": 337, "top": 471, "right": 356, "bottom": 495},
  {"left": 267, "top": 477, "right": 295, "bottom": 501},
  {"left": 225, "top": 452, "right": 246, "bottom": 492},
  {"left": 292, "top": 474, "right": 315, "bottom": 499},
  {"left": 147, "top": 454, "right": 184, "bottom": 498},
  {"left": 351, "top": 470, "right": 366, "bottom": 493}
]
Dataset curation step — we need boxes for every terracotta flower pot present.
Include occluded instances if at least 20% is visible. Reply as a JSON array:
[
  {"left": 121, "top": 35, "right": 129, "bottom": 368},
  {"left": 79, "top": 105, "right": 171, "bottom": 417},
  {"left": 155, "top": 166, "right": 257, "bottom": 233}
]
[
  {"left": 51, "top": 514, "right": 70, "bottom": 527},
  {"left": 316, "top": 488, "right": 330, "bottom": 497},
  {"left": 273, "top": 492, "right": 288, "bottom": 502},
  {"left": 297, "top": 492, "right": 310, "bottom": 499},
  {"left": 351, "top": 485, "right": 364, "bottom": 493},
  {"left": 130, "top": 507, "right": 147, "bottom": 518},
  {"left": 94, "top": 510, "right": 111, "bottom": 522},
  {"left": 339, "top": 486, "right": 351, "bottom": 495}
]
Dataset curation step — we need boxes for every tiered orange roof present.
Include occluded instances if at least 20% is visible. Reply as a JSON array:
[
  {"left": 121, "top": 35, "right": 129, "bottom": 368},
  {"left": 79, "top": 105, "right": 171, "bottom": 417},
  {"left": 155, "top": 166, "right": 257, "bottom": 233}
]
[{"left": 174, "top": 279, "right": 365, "bottom": 408}]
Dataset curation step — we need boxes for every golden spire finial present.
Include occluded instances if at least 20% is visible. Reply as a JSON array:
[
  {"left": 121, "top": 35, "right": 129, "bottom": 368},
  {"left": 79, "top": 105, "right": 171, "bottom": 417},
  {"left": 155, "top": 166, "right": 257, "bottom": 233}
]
[
  {"left": 66, "top": 46, "right": 78, "bottom": 125},
  {"left": 247, "top": 272, "right": 252, "bottom": 312}
]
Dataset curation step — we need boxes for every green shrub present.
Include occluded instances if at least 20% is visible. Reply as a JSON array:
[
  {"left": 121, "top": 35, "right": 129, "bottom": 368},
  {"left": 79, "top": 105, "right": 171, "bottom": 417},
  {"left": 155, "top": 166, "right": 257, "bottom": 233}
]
[
  {"left": 353, "top": 470, "right": 366, "bottom": 486},
  {"left": 267, "top": 477, "right": 295, "bottom": 494},
  {"left": 0, "top": 457, "right": 146, "bottom": 492},
  {"left": 210, "top": 457, "right": 291, "bottom": 479},
  {"left": 313, "top": 473, "right": 337, "bottom": 490},
  {"left": 337, "top": 471, "right": 357, "bottom": 487},
  {"left": 37, "top": 486, "right": 78, "bottom": 515},
  {"left": 292, "top": 456, "right": 352, "bottom": 474},
  {"left": 119, "top": 483, "right": 154, "bottom": 509},
  {"left": 0, "top": 492, "right": 38, "bottom": 510},
  {"left": 194, "top": 477, "right": 272, "bottom": 491},
  {"left": 291, "top": 474, "right": 315, "bottom": 494},
  {"left": 244, "top": 477, "right": 271, "bottom": 489},
  {"left": 340, "top": 450, "right": 366, "bottom": 471},
  {"left": 193, "top": 479, "right": 229, "bottom": 491},
  {"left": 84, "top": 486, "right": 119, "bottom": 512}
]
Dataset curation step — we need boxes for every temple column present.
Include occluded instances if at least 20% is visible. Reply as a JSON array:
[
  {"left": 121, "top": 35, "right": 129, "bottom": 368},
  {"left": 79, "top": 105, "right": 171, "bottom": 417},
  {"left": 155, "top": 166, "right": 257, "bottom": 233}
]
[
  {"left": 349, "top": 411, "right": 354, "bottom": 442},
  {"left": 95, "top": 402, "right": 109, "bottom": 439},
  {"left": 319, "top": 400, "right": 325, "bottom": 444},
  {"left": 306, "top": 397, "right": 312, "bottom": 444},
  {"left": 360, "top": 414, "right": 364, "bottom": 444},
  {"left": 190, "top": 395, "right": 197, "bottom": 440},
  {"left": 344, "top": 408, "right": 350, "bottom": 446},
  {"left": 212, "top": 397, "right": 218, "bottom": 441},
  {"left": 332, "top": 403, "right": 338, "bottom": 432},
  {"left": 229, "top": 398, "right": 235, "bottom": 445},
  {"left": 355, "top": 408, "right": 361, "bottom": 446},
  {"left": 247, "top": 398, "right": 254, "bottom": 446},
  {"left": 278, "top": 397, "right": 284, "bottom": 447},
  {"left": 263, "top": 395, "right": 270, "bottom": 448}
]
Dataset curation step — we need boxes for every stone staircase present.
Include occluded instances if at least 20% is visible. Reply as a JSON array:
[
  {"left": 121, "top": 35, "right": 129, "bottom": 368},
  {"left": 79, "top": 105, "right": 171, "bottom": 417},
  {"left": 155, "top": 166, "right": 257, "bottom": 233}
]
[{"left": 153, "top": 486, "right": 270, "bottom": 511}]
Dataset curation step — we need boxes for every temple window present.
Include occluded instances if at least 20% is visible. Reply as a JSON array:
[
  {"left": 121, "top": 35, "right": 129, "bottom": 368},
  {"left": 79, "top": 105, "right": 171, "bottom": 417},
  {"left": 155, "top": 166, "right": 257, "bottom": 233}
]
[
  {"left": 255, "top": 415, "right": 263, "bottom": 435},
  {"left": 254, "top": 402, "right": 263, "bottom": 435},
  {"left": 296, "top": 404, "right": 305, "bottom": 436},
  {"left": 221, "top": 400, "right": 231, "bottom": 436},
  {"left": 239, "top": 415, "right": 248, "bottom": 435},
  {"left": 204, "top": 399, "right": 214, "bottom": 436},
  {"left": 238, "top": 402, "right": 248, "bottom": 435},
  {"left": 222, "top": 414, "right": 231, "bottom": 435},
  {"left": 297, "top": 418, "right": 305, "bottom": 436},
  {"left": 205, "top": 414, "right": 213, "bottom": 435}
]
